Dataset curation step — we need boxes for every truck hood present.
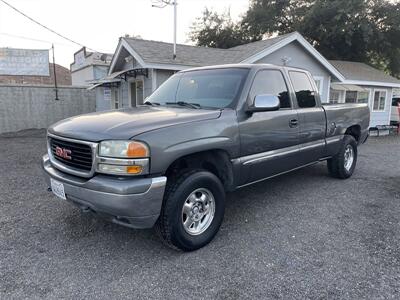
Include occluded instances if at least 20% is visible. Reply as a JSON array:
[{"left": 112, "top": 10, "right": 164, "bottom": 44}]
[{"left": 48, "top": 106, "right": 222, "bottom": 141}]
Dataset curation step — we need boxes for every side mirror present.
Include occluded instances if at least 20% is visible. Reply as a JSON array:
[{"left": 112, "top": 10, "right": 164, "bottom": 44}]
[{"left": 247, "top": 94, "right": 280, "bottom": 112}]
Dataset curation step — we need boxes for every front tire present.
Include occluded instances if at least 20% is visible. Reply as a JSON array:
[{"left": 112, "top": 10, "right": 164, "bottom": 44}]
[
  {"left": 327, "top": 135, "right": 358, "bottom": 179},
  {"left": 155, "top": 169, "right": 225, "bottom": 251}
]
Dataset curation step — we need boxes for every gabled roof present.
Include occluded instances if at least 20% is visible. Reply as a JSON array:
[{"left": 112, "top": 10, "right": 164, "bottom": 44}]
[
  {"left": 108, "top": 32, "right": 345, "bottom": 80},
  {"left": 330, "top": 60, "right": 400, "bottom": 87},
  {"left": 121, "top": 33, "right": 294, "bottom": 68},
  {"left": 227, "top": 33, "right": 295, "bottom": 60},
  {"left": 124, "top": 38, "right": 235, "bottom": 67}
]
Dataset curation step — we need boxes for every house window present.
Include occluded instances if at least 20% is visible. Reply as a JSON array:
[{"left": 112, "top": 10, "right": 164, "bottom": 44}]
[
  {"left": 373, "top": 90, "right": 386, "bottom": 111},
  {"left": 357, "top": 91, "right": 369, "bottom": 103},
  {"left": 330, "top": 90, "right": 340, "bottom": 104},
  {"left": 345, "top": 91, "right": 357, "bottom": 103},
  {"left": 345, "top": 90, "right": 369, "bottom": 104}
]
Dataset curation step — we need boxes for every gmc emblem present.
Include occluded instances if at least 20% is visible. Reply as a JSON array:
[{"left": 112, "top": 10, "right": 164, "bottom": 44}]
[{"left": 55, "top": 146, "right": 72, "bottom": 160}]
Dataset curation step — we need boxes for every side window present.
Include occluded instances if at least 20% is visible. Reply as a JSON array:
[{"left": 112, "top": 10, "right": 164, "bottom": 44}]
[
  {"left": 289, "top": 71, "right": 316, "bottom": 108},
  {"left": 249, "top": 70, "right": 291, "bottom": 109},
  {"left": 373, "top": 90, "right": 386, "bottom": 111}
]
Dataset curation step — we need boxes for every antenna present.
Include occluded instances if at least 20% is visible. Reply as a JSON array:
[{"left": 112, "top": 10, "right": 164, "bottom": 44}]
[{"left": 100, "top": 53, "right": 108, "bottom": 63}]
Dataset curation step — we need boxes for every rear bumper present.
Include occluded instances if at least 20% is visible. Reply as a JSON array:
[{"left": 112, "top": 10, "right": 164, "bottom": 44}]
[{"left": 42, "top": 154, "right": 167, "bottom": 229}]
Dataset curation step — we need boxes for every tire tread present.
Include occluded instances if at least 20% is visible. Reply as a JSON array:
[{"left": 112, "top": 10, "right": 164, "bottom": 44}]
[
  {"left": 327, "top": 135, "right": 357, "bottom": 179},
  {"left": 155, "top": 169, "right": 203, "bottom": 251}
]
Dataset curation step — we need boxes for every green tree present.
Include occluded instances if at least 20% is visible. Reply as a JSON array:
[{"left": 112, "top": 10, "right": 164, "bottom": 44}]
[
  {"left": 368, "top": 0, "right": 400, "bottom": 76},
  {"left": 189, "top": 8, "right": 251, "bottom": 49},
  {"left": 241, "top": 0, "right": 312, "bottom": 38},
  {"left": 189, "top": 0, "right": 400, "bottom": 77}
]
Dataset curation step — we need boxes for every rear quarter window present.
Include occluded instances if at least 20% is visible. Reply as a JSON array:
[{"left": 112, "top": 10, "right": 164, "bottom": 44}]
[{"left": 289, "top": 71, "right": 317, "bottom": 108}]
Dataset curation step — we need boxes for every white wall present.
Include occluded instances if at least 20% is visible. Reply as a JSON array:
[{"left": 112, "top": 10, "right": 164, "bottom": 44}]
[
  {"left": 368, "top": 87, "right": 392, "bottom": 127},
  {"left": 156, "top": 70, "right": 175, "bottom": 87},
  {"left": 71, "top": 66, "right": 94, "bottom": 86},
  {"left": 95, "top": 86, "right": 110, "bottom": 111}
]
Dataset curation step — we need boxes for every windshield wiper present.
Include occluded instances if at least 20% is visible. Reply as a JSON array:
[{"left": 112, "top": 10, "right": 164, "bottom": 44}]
[
  {"left": 165, "top": 101, "right": 201, "bottom": 109},
  {"left": 144, "top": 101, "right": 160, "bottom": 106}
]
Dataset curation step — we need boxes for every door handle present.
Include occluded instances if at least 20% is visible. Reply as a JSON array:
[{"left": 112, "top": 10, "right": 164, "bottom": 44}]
[{"left": 289, "top": 119, "right": 298, "bottom": 128}]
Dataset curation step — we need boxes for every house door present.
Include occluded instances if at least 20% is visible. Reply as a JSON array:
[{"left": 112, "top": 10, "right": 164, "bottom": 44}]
[
  {"left": 130, "top": 80, "right": 144, "bottom": 107},
  {"left": 111, "top": 88, "right": 120, "bottom": 109}
]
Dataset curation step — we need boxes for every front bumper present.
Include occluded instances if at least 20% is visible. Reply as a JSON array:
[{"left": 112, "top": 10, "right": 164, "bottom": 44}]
[{"left": 42, "top": 154, "right": 167, "bottom": 229}]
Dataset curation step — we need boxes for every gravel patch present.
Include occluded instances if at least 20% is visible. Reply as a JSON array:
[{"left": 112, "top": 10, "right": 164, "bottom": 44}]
[{"left": 0, "top": 135, "right": 399, "bottom": 299}]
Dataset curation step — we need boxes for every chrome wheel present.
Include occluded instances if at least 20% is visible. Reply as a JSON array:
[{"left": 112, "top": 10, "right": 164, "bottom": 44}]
[
  {"left": 181, "top": 188, "right": 215, "bottom": 236},
  {"left": 344, "top": 145, "right": 354, "bottom": 171}
]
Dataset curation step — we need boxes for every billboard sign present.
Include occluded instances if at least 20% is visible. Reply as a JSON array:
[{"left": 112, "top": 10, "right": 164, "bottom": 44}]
[{"left": 0, "top": 48, "right": 50, "bottom": 76}]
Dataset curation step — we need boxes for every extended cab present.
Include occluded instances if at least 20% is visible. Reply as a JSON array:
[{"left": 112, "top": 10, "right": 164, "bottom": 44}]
[{"left": 42, "top": 64, "right": 370, "bottom": 251}]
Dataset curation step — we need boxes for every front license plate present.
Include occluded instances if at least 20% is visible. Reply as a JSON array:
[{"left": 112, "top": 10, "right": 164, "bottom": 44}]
[{"left": 50, "top": 178, "right": 66, "bottom": 200}]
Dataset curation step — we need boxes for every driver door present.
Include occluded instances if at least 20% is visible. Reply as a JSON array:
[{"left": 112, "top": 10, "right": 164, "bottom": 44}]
[{"left": 238, "top": 69, "right": 301, "bottom": 184}]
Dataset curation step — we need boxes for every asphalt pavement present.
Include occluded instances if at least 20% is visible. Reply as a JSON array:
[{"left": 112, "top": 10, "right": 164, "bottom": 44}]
[{"left": 1, "top": 130, "right": 399, "bottom": 299}]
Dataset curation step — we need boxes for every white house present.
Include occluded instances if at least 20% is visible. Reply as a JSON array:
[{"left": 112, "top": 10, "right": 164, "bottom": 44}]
[
  {"left": 328, "top": 60, "right": 400, "bottom": 127},
  {"left": 90, "top": 32, "right": 400, "bottom": 127},
  {"left": 71, "top": 47, "right": 113, "bottom": 86}
]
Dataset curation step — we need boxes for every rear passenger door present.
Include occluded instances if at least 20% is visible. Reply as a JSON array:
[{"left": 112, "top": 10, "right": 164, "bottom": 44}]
[
  {"left": 288, "top": 71, "right": 326, "bottom": 164},
  {"left": 238, "top": 69, "right": 300, "bottom": 184}
]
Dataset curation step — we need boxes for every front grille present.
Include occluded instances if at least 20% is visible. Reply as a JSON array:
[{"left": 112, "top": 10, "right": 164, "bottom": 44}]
[{"left": 50, "top": 138, "right": 93, "bottom": 171}]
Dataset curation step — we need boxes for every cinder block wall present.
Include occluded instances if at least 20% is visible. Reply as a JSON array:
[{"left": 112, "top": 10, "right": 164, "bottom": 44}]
[{"left": 0, "top": 85, "right": 95, "bottom": 134}]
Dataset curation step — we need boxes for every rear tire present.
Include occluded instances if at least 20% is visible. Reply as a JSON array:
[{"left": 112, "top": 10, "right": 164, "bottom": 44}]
[
  {"left": 327, "top": 135, "right": 357, "bottom": 179},
  {"left": 155, "top": 169, "right": 225, "bottom": 251}
]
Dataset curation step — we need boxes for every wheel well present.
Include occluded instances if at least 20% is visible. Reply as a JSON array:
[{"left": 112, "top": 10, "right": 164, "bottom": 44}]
[
  {"left": 345, "top": 125, "right": 361, "bottom": 142},
  {"left": 165, "top": 150, "right": 234, "bottom": 191}
]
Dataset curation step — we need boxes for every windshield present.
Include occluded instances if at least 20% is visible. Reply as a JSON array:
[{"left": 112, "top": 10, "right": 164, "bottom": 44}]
[{"left": 146, "top": 68, "right": 249, "bottom": 109}]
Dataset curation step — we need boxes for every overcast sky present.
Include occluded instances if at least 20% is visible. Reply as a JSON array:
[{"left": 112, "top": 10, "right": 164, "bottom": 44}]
[{"left": 0, "top": 0, "right": 249, "bottom": 67}]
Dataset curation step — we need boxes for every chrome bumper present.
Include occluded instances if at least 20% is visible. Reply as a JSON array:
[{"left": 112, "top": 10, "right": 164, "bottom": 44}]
[{"left": 42, "top": 154, "right": 167, "bottom": 229}]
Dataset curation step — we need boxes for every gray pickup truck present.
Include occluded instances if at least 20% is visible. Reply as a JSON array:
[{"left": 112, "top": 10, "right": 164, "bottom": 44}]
[{"left": 42, "top": 64, "right": 369, "bottom": 251}]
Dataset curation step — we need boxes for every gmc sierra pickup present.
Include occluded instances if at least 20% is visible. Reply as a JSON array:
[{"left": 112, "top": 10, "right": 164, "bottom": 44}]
[{"left": 42, "top": 64, "right": 370, "bottom": 251}]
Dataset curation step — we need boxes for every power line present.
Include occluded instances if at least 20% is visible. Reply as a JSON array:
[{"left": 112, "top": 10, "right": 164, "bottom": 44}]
[
  {"left": 0, "top": 0, "right": 98, "bottom": 52},
  {"left": 0, "top": 32, "right": 74, "bottom": 47}
]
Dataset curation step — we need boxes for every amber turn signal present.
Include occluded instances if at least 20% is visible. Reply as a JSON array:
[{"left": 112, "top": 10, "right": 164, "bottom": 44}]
[
  {"left": 126, "top": 165, "right": 143, "bottom": 174},
  {"left": 127, "top": 142, "right": 149, "bottom": 158}
]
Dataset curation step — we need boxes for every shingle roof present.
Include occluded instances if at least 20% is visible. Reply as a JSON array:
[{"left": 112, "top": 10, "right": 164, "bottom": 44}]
[
  {"left": 330, "top": 60, "right": 400, "bottom": 84},
  {"left": 121, "top": 33, "right": 400, "bottom": 85},
  {"left": 227, "top": 32, "right": 295, "bottom": 59},
  {"left": 123, "top": 33, "right": 295, "bottom": 67}
]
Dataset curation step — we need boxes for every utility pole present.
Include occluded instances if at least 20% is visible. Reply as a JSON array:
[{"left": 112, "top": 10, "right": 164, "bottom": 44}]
[
  {"left": 152, "top": 0, "right": 177, "bottom": 60},
  {"left": 52, "top": 44, "right": 59, "bottom": 100},
  {"left": 173, "top": 0, "right": 177, "bottom": 59}
]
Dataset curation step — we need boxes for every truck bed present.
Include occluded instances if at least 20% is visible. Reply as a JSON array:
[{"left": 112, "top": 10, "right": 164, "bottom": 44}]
[{"left": 323, "top": 103, "right": 370, "bottom": 156}]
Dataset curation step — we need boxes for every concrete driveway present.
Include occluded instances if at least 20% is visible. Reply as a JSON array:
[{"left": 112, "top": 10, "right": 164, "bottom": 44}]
[{"left": 1, "top": 131, "right": 399, "bottom": 299}]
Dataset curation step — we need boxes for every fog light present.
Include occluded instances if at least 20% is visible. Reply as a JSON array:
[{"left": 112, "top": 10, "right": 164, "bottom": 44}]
[{"left": 98, "top": 164, "right": 143, "bottom": 175}]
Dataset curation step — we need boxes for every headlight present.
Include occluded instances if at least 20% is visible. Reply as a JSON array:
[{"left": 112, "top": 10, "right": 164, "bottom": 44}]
[
  {"left": 99, "top": 140, "right": 149, "bottom": 158},
  {"left": 97, "top": 140, "right": 150, "bottom": 176}
]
